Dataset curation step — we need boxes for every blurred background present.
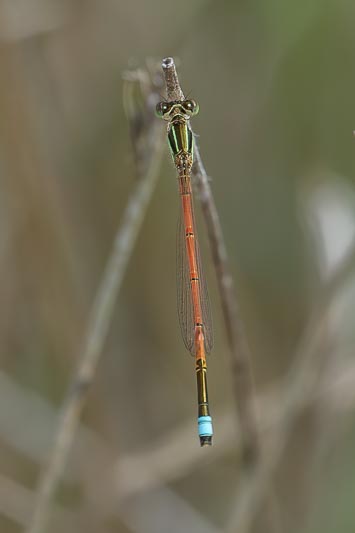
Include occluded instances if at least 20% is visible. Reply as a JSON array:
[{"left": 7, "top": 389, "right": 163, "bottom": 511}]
[{"left": 1, "top": 1, "right": 355, "bottom": 532}]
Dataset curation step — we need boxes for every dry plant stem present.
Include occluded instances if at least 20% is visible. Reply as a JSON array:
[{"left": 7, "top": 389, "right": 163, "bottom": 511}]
[
  {"left": 161, "top": 57, "right": 259, "bottom": 463},
  {"left": 226, "top": 240, "right": 355, "bottom": 533},
  {"left": 26, "top": 123, "right": 165, "bottom": 533},
  {"left": 193, "top": 147, "right": 259, "bottom": 462}
]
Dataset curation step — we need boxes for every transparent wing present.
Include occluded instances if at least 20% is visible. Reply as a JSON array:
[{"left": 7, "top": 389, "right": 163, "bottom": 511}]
[
  {"left": 177, "top": 207, "right": 194, "bottom": 354},
  {"left": 176, "top": 202, "right": 214, "bottom": 355},
  {"left": 195, "top": 214, "right": 214, "bottom": 354}
]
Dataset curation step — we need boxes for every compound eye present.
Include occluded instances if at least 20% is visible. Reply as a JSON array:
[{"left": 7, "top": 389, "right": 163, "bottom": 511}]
[
  {"left": 156, "top": 102, "right": 170, "bottom": 117},
  {"left": 183, "top": 99, "right": 199, "bottom": 116}
]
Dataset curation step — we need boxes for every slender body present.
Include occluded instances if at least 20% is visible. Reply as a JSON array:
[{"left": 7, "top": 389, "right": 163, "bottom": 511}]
[{"left": 156, "top": 98, "right": 214, "bottom": 446}]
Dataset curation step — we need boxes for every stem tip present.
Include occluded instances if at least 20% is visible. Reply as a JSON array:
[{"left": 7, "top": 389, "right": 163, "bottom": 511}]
[{"left": 162, "top": 57, "right": 174, "bottom": 69}]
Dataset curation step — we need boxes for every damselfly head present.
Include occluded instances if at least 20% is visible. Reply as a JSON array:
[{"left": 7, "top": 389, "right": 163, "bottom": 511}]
[{"left": 156, "top": 99, "right": 199, "bottom": 121}]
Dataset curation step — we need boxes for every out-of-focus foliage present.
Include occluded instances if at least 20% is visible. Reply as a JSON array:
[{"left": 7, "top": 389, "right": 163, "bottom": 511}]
[{"left": 1, "top": 1, "right": 355, "bottom": 532}]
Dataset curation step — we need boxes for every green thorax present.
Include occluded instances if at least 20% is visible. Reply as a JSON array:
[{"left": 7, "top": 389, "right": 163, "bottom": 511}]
[{"left": 168, "top": 121, "right": 193, "bottom": 158}]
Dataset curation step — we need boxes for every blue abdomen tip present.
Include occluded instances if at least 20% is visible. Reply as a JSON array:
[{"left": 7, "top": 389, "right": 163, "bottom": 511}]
[{"left": 198, "top": 415, "right": 213, "bottom": 437}]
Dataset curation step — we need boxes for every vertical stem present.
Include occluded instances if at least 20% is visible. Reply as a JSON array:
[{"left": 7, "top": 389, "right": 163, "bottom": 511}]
[
  {"left": 161, "top": 57, "right": 260, "bottom": 464},
  {"left": 26, "top": 70, "right": 165, "bottom": 533}
]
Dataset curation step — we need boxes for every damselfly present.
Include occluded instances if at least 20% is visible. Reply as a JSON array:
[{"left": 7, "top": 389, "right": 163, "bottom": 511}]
[{"left": 156, "top": 97, "right": 214, "bottom": 446}]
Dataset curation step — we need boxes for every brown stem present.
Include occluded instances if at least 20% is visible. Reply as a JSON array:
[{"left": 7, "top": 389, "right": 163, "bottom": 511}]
[
  {"left": 26, "top": 67, "right": 165, "bottom": 533},
  {"left": 161, "top": 57, "right": 260, "bottom": 465}
]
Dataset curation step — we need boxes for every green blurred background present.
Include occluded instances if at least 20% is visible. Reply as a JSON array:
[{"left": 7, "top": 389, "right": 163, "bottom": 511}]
[{"left": 1, "top": 0, "right": 355, "bottom": 532}]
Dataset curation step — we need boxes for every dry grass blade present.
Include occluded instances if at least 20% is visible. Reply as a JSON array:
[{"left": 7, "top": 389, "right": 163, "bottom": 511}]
[
  {"left": 26, "top": 64, "right": 165, "bottom": 533},
  {"left": 160, "top": 56, "right": 260, "bottom": 465},
  {"left": 226, "top": 240, "right": 355, "bottom": 533}
]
